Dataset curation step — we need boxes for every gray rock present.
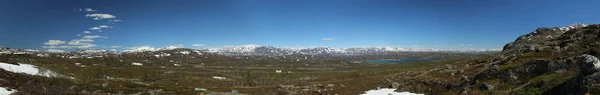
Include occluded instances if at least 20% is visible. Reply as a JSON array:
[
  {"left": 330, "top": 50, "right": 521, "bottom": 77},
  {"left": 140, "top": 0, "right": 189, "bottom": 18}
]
[
  {"left": 102, "top": 82, "right": 109, "bottom": 88},
  {"left": 390, "top": 82, "right": 400, "bottom": 89},
  {"left": 522, "top": 60, "right": 550, "bottom": 75},
  {"left": 460, "top": 75, "right": 470, "bottom": 82},
  {"left": 525, "top": 45, "right": 535, "bottom": 52},
  {"left": 457, "top": 70, "right": 464, "bottom": 74},
  {"left": 577, "top": 54, "right": 600, "bottom": 75},
  {"left": 480, "top": 82, "right": 494, "bottom": 90},
  {"left": 460, "top": 87, "right": 469, "bottom": 95},
  {"left": 446, "top": 64, "right": 453, "bottom": 70}
]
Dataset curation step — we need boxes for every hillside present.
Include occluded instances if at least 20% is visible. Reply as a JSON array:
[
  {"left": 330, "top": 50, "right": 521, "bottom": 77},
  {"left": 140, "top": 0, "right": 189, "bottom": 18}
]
[{"left": 383, "top": 24, "right": 600, "bottom": 95}]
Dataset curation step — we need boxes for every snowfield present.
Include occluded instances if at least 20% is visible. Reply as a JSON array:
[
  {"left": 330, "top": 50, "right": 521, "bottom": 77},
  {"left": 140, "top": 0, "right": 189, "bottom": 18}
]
[
  {"left": 0, "top": 62, "right": 61, "bottom": 77},
  {"left": 361, "top": 88, "right": 424, "bottom": 95},
  {"left": 0, "top": 87, "right": 16, "bottom": 95}
]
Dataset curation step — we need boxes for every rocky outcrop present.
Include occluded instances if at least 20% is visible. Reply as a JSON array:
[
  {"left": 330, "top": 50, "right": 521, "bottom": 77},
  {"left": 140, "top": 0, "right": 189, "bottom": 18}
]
[
  {"left": 577, "top": 54, "right": 600, "bottom": 75},
  {"left": 520, "top": 59, "right": 571, "bottom": 75},
  {"left": 563, "top": 54, "right": 600, "bottom": 95}
]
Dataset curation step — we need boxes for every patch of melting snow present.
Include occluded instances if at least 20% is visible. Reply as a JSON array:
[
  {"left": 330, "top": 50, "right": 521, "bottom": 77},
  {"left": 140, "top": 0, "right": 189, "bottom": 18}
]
[
  {"left": 0, "top": 87, "right": 17, "bottom": 95},
  {"left": 0, "top": 62, "right": 61, "bottom": 77},
  {"left": 212, "top": 76, "right": 227, "bottom": 80},
  {"left": 132, "top": 62, "right": 143, "bottom": 66},
  {"left": 361, "top": 88, "right": 423, "bottom": 95}
]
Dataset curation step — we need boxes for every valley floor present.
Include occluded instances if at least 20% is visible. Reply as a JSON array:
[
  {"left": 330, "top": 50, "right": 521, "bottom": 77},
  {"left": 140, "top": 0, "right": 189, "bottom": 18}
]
[{"left": 0, "top": 53, "right": 481, "bottom": 95}]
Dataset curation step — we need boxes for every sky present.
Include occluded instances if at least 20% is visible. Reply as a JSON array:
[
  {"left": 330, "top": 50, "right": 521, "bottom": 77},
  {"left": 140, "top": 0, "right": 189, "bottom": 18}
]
[{"left": 1, "top": 0, "right": 600, "bottom": 50}]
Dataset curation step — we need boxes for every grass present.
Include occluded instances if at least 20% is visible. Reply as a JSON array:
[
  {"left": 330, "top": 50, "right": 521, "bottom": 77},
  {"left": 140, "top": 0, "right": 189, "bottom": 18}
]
[{"left": 0, "top": 52, "right": 491, "bottom": 94}]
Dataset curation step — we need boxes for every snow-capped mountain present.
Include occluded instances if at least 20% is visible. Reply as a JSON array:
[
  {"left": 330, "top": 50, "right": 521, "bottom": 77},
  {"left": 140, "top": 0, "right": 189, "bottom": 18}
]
[
  {"left": 1, "top": 45, "right": 500, "bottom": 57},
  {"left": 200, "top": 45, "right": 500, "bottom": 56},
  {"left": 558, "top": 23, "right": 589, "bottom": 31}
]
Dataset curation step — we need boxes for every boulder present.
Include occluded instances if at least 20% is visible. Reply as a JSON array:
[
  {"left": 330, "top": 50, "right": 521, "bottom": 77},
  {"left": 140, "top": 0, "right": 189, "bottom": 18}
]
[
  {"left": 522, "top": 60, "right": 550, "bottom": 75},
  {"left": 526, "top": 45, "right": 536, "bottom": 52},
  {"left": 460, "top": 87, "right": 469, "bottom": 95},
  {"left": 480, "top": 82, "right": 494, "bottom": 90},
  {"left": 390, "top": 82, "right": 400, "bottom": 89},
  {"left": 577, "top": 54, "right": 600, "bottom": 75},
  {"left": 446, "top": 64, "right": 453, "bottom": 70}
]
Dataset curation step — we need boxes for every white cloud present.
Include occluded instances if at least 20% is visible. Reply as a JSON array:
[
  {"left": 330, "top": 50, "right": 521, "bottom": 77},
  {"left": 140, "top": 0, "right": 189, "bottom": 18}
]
[
  {"left": 68, "top": 40, "right": 82, "bottom": 45},
  {"left": 322, "top": 37, "right": 335, "bottom": 41},
  {"left": 76, "top": 34, "right": 82, "bottom": 36},
  {"left": 123, "top": 46, "right": 158, "bottom": 52},
  {"left": 46, "top": 49, "right": 66, "bottom": 53},
  {"left": 85, "top": 8, "right": 97, "bottom": 12},
  {"left": 85, "top": 14, "right": 116, "bottom": 20},
  {"left": 90, "top": 25, "right": 112, "bottom": 30},
  {"left": 192, "top": 44, "right": 206, "bottom": 47},
  {"left": 90, "top": 27, "right": 101, "bottom": 30},
  {"left": 75, "top": 39, "right": 94, "bottom": 42},
  {"left": 83, "top": 31, "right": 91, "bottom": 34},
  {"left": 164, "top": 44, "right": 185, "bottom": 50},
  {"left": 412, "top": 45, "right": 420, "bottom": 48},
  {"left": 82, "top": 35, "right": 107, "bottom": 39},
  {"left": 68, "top": 39, "right": 94, "bottom": 45},
  {"left": 43, "top": 40, "right": 66, "bottom": 46},
  {"left": 98, "top": 25, "right": 112, "bottom": 28},
  {"left": 110, "top": 46, "right": 122, "bottom": 48},
  {"left": 108, "top": 20, "right": 122, "bottom": 22},
  {"left": 43, "top": 43, "right": 97, "bottom": 49}
]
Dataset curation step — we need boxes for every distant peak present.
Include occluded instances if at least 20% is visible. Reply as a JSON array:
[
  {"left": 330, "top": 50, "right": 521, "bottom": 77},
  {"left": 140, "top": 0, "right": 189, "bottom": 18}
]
[{"left": 559, "top": 23, "right": 590, "bottom": 31}]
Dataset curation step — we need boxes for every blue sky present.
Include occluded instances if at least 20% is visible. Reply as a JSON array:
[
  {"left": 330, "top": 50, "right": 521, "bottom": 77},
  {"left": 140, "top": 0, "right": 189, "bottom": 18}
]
[{"left": 1, "top": 0, "right": 600, "bottom": 50}]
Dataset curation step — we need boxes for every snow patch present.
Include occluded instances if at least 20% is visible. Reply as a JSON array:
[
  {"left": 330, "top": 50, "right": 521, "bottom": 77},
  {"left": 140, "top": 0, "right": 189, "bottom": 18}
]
[
  {"left": 0, "top": 87, "right": 17, "bottom": 95},
  {"left": 132, "top": 62, "right": 143, "bottom": 66},
  {"left": 212, "top": 76, "right": 227, "bottom": 80},
  {"left": 0, "top": 62, "right": 61, "bottom": 77},
  {"left": 361, "top": 88, "right": 423, "bottom": 95}
]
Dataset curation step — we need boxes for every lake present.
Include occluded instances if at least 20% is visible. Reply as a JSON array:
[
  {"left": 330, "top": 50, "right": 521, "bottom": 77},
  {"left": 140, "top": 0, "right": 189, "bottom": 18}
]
[{"left": 356, "top": 57, "right": 442, "bottom": 64}]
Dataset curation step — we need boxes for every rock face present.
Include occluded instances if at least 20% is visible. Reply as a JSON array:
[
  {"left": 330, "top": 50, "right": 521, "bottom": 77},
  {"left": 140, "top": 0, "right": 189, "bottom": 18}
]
[{"left": 577, "top": 54, "right": 600, "bottom": 75}]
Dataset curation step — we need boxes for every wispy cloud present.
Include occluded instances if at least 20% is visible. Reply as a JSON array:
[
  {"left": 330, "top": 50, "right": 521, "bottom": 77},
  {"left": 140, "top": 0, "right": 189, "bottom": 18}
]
[
  {"left": 82, "top": 35, "right": 107, "bottom": 39},
  {"left": 86, "top": 14, "right": 116, "bottom": 20},
  {"left": 43, "top": 40, "right": 66, "bottom": 46},
  {"left": 98, "top": 25, "right": 112, "bottom": 28},
  {"left": 42, "top": 8, "right": 121, "bottom": 50},
  {"left": 75, "top": 39, "right": 94, "bottom": 42},
  {"left": 192, "top": 44, "right": 207, "bottom": 47},
  {"left": 322, "top": 37, "right": 335, "bottom": 41},
  {"left": 84, "top": 8, "right": 97, "bottom": 12},
  {"left": 42, "top": 43, "right": 97, "bottom": 49},
  {"left": 108, "top": 20, "right": 122, "bottom": 22},
  {"left": 165, "top": 44, "right": 185, "bottom": 49},
  {"left": 110, "top": 46, "right": 122, "bottom": 48},
  {"left": 89, "top": 27, "right": 101, "bottom": 30}
]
